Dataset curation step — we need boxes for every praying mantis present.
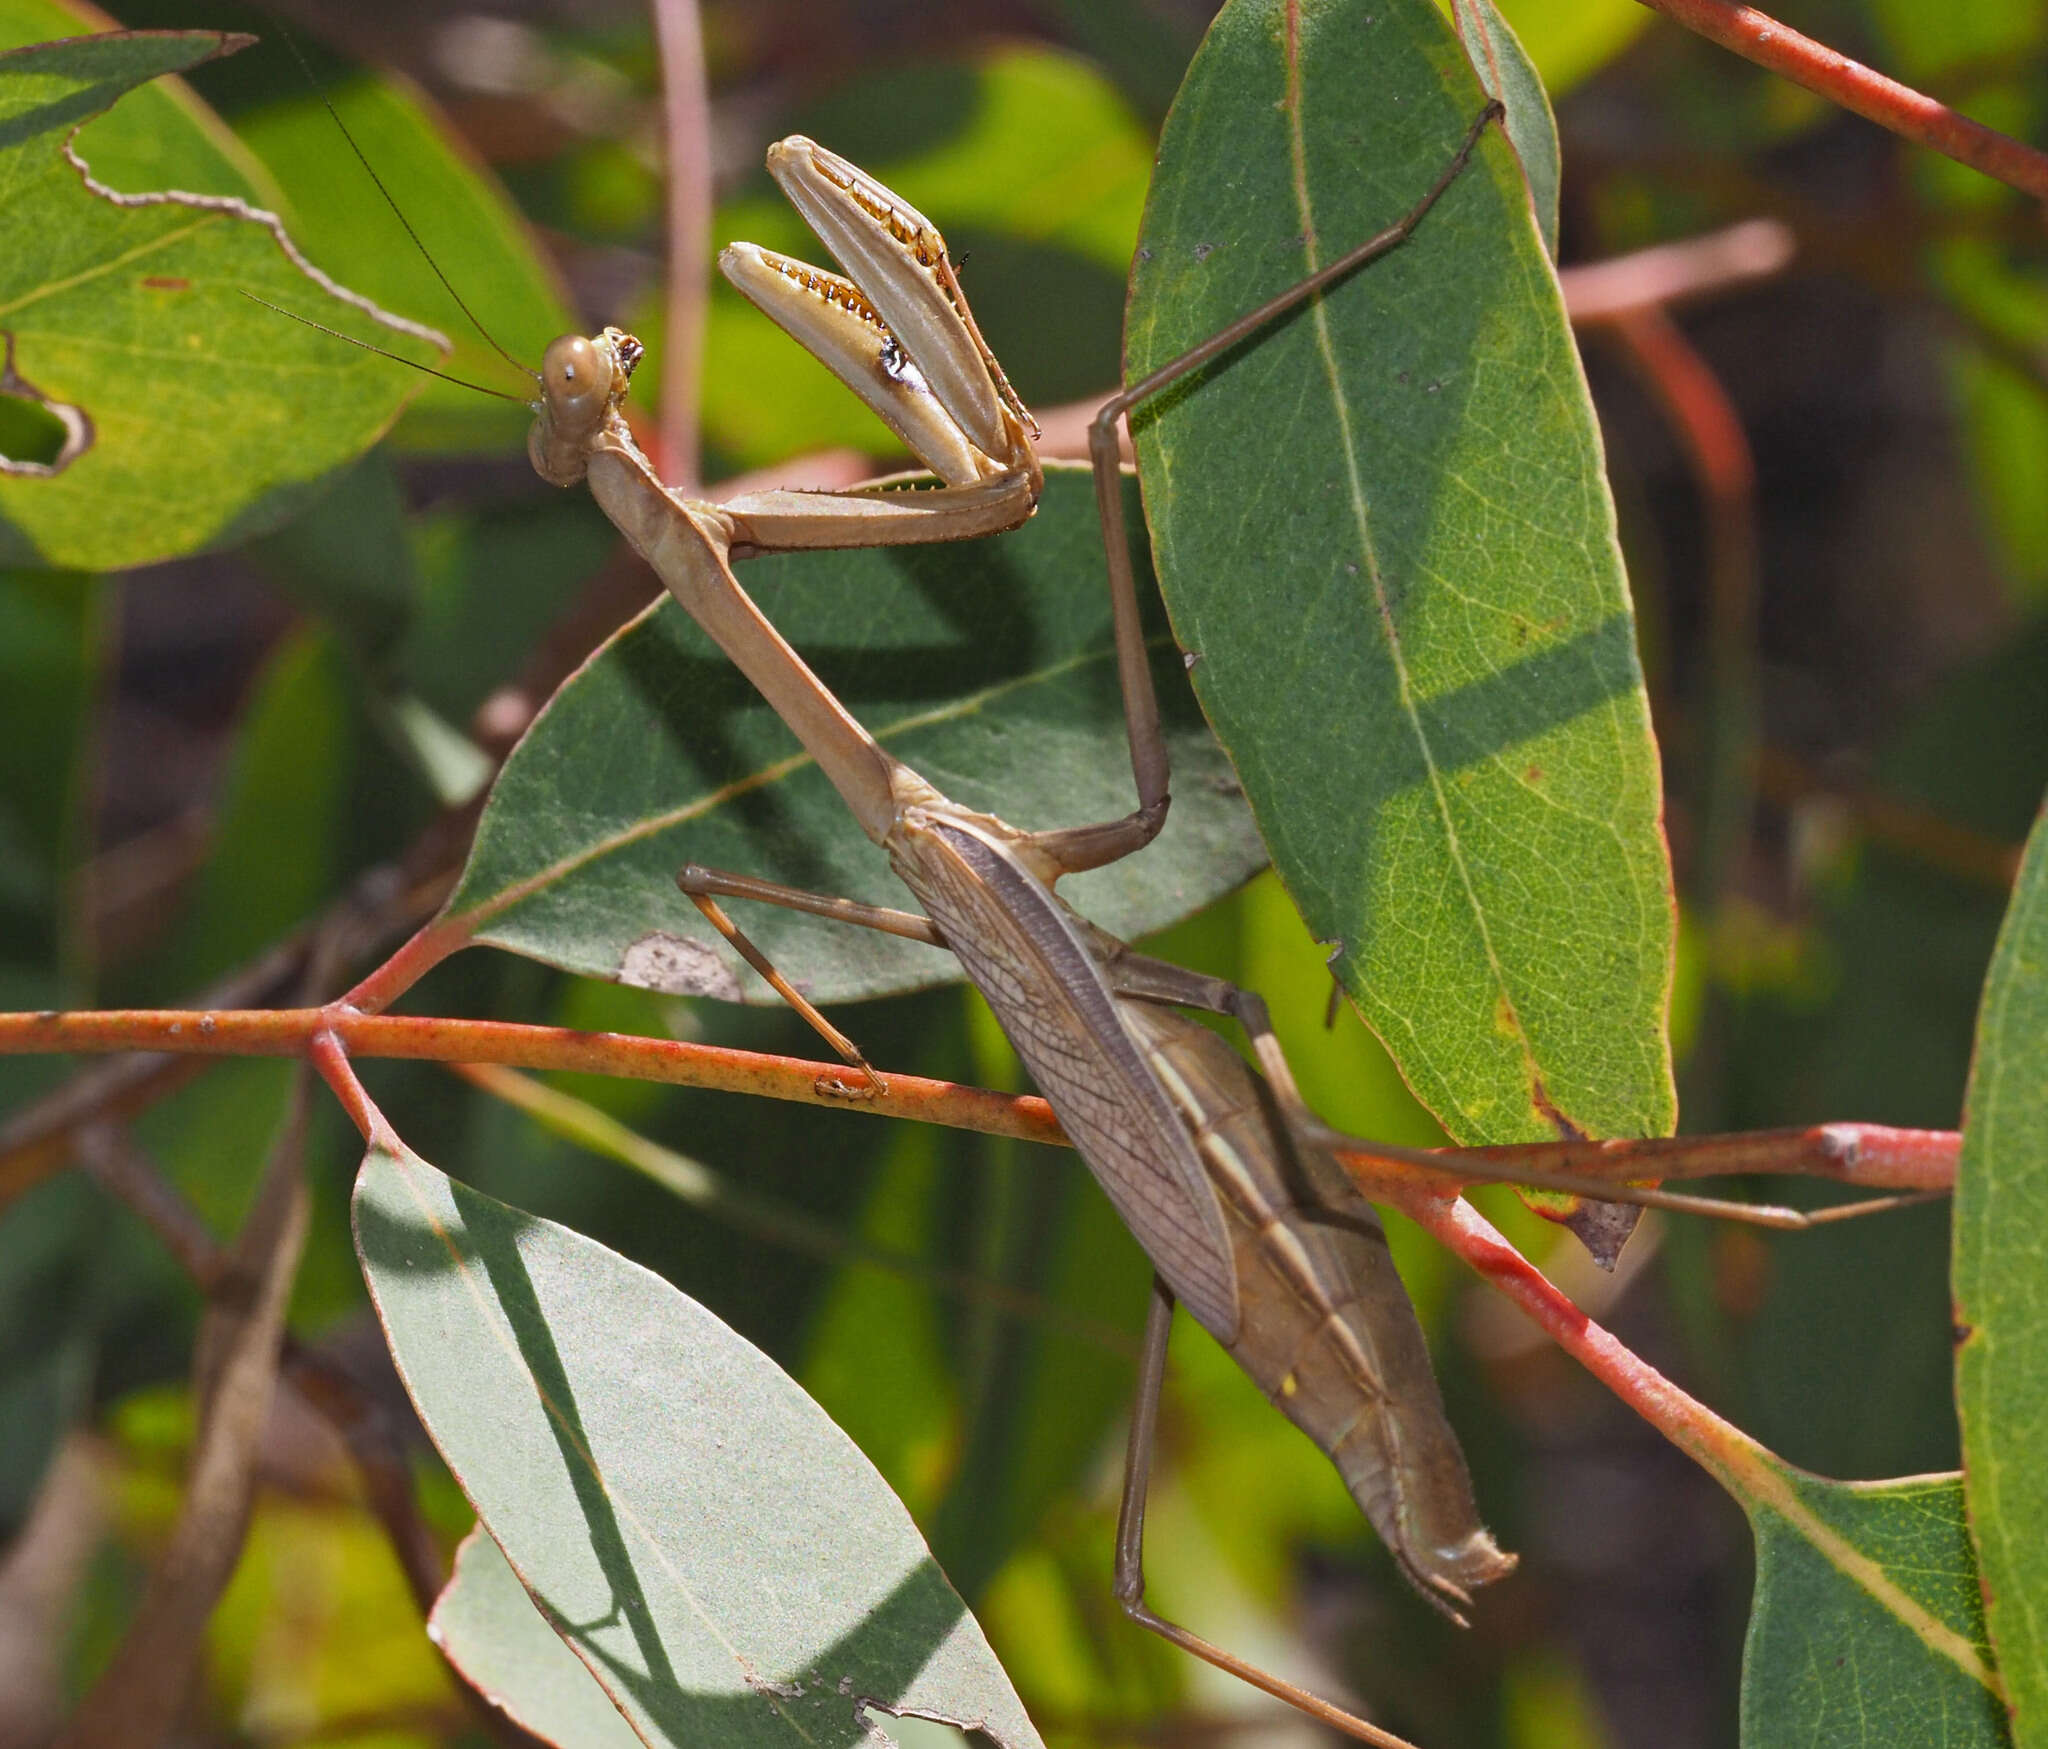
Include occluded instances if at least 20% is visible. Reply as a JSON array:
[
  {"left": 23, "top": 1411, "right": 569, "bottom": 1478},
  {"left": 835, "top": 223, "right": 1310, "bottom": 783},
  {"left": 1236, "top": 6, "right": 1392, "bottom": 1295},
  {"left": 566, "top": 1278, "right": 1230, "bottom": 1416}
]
[
  {"left": 515, "top": 117, "right": 1521, "bottom": 1743},
  {"left": 268, "top": 50, "right": 1933, "bottom": 1731},
  {"left": 488, "top": 91, "right": 1931, "bottom": 1736},
  {"left": 507, "top": 103, "right": 1875, "bottom": 1743}
]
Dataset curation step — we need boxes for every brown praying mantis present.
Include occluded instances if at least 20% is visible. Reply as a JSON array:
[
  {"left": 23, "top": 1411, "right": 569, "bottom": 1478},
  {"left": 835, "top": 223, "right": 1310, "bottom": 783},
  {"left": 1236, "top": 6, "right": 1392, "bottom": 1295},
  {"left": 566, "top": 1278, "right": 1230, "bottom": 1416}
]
[
  {"left": 281, "top": 83, "right": 1917, "bottom": 1747},
  {"left": 516, "top": 108, "right": 1834, "bottom": 1745},
  {"left": 511, "top": 116, "right": 1529, "bottom": 1744}
]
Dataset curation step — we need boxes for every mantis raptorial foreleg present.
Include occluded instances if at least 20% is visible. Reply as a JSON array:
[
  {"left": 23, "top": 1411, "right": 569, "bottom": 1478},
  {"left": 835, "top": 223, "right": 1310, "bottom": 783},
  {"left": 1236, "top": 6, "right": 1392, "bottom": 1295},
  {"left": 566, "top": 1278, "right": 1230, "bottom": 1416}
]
[{"left": 1063, "top": 97, "right": 1504, "bottom": 880}]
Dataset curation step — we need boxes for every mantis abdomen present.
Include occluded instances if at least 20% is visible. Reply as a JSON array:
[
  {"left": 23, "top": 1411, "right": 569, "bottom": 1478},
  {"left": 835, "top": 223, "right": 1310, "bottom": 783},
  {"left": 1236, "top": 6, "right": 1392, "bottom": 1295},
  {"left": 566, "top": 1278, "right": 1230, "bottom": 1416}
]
[
  {"left": 890, "top": 811, "right": 1512, "bottom": 1617},
  {"left": 1119, "top": 1001, "right": 1516, "bottom": 1616}
]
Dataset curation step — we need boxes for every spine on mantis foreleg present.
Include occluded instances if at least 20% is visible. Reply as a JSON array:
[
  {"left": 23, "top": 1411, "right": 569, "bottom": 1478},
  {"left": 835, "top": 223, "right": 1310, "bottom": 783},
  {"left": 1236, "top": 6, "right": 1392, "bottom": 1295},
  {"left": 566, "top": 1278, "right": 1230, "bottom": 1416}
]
[{"left": 1119, "top": 1003, "right": 1516, "bottom": 1618}]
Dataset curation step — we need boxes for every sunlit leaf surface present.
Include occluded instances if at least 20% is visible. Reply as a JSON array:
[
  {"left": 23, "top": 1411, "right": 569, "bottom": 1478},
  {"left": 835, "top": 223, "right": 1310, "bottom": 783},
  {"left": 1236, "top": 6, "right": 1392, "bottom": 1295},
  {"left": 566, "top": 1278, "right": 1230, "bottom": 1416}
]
[
  {"left": 1741, "top": 1466, "right": 2006, "bottom": 1748},
  {"left": 354, "top": 1141, "right": 1045, "bottom": 1748},
  {"left": 1127, "top": 0, "right": 1674, "bottom": 1145},
  {"left": 0, "top": 19, "right": 437, "bottom": 569},
  {"left": 431, "top": 1526, "right": 646, "bottom": 1749}
]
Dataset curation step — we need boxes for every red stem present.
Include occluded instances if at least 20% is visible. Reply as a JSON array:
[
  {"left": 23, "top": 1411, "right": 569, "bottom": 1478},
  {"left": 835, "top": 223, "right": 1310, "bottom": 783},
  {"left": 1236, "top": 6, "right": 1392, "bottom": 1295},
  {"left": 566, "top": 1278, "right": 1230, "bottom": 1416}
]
[
  {"left": 1400, "top": 1190, "right": 1762, "bottom": 1483},
  {"left": 651, "top": 0, "right": 711, "bottom": 489},
  {"left": 1438, "top": 1123, "right": 1959, "bottom": 1191},
  {"left": 0, "top": 1005, "right": 1958, "bottom": 1195},
  {"left": 1636, "top": 0, "right": 2048, "bottom": 202},
  {"left": 0, "top": 1005, "right": 1063, "bottom": 1150},
  {"left": 340, "top": 917, "right": 470, "bottom": 1016},
  {"left": 309, "top": 1031, "right": 398, "bottom": 1152}
]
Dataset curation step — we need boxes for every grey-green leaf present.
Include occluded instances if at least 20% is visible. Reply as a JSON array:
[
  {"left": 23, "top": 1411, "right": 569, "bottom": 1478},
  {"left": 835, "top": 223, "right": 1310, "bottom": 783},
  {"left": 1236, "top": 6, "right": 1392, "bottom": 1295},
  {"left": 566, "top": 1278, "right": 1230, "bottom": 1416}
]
[
  {"left": 1126, "top": 0, "right": 1674, "bottom": 1144},
  {"left": 430, "top": 1526, "right": 647, "bottom": 1749},
  {"left": 1955, "top": 792, "right": 2048, "bottom": 1746},
  {"left": 353, "top": 1142, "right": 1044, "bottom": 1749},
  {"left": 450, "top": 467, "right": 1268, "bottom": 1003},
  {"left": 1742, "top": 1467, "right": 2006, "bottom": 1748}
]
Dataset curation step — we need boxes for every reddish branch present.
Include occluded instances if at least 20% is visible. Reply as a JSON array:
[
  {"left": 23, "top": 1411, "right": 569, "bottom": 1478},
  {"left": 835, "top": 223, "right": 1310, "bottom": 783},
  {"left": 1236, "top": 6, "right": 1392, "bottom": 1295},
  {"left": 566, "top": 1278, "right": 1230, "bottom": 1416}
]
[
  {"left": 1756, "top": 747, "right": 2023, "bottom": 890},
  {"left": 1438, "top": 1123, "right": 1959, "bottom": 1192},
  {"left": 1400, "top": 1191, "right": 1759, "bottom": 1479},
  {"left": 649, "top": 0, "right": 711, "bottom": 489},
  {"left": 1635, "top": 0, "right": 2048, "bottom": 203},
  {"left": 1560, "top": 219, "right": 1794, "bottom": 322},
  {"left": 0, "top": 1004, "right": 1065, "bottom": 1177},
  {"left": 0, "top": 1004, "right": 1959, "bottom": 1198}
]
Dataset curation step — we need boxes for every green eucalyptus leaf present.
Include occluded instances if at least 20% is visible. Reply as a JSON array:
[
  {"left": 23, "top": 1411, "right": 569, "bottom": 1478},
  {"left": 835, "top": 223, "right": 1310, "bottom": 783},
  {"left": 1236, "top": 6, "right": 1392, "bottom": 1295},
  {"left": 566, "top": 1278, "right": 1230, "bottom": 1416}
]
[
  {"left": 1450, "top": 0, "right": 1559, "bottom": 257},
  {"left": 352, "top": 1141, "right": 1044, "bottom": 1749},
  {"left": 0, "top": 0, "right": 279, "bottom": 201},
  {"left": 1741, "top": 1465, "right": 2006, "bottom": 1747},
  {"left": 0, "top": 26, "right": 440, "bottom": 570},
  {"left": 1955, "top": 793, "right": 2048, "bottom": 1744},
  {"left": 1127, "top": 0, "right": 1674, "bottom": 1145},
  {"left": 450, "top": 468, "right": 1269, "bottom": 1004}
]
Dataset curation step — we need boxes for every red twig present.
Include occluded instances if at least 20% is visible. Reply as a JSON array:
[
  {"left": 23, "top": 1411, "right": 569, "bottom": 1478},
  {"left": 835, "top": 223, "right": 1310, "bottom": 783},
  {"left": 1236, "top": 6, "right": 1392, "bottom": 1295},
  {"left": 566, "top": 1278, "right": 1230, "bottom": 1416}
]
[
  {"left": 0, "top": 1006, "right": 1063, "bottom": 1154},
  {"left": 1601, "top": 302, "right": 1760, "bottom": 907},
  {"left": 340, "top": 918, "right": 470, "bottom": 1016},
  {"left": 1635, "top": 0, "right": 2048, "bottom": 203},
  {"left": 309, "top": 1031, "right": 399, "bottom": 1152},
  {"left": 1560, "top": 219, "right": 1794, "bottom": 322},
  {"left": 1400, "top": 1191, "right": 1760, "bottom": 1481},
  {"left": 1427, "top": 1123, "right": 1959, "bottom": 1192},
  {"left": 0, "top": 1005, "right": 1959, "bottom": 1197},
  {"left": 1755, "top": 747, "right": 2023, "bottom": 890}
]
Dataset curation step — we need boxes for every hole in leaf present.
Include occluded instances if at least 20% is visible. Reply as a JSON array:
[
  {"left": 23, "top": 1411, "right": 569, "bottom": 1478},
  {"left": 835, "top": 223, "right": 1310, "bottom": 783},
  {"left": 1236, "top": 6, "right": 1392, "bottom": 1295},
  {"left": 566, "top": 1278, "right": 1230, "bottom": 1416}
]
[
  {"left": 0, "top": 389, "right": 68, "bottom": 468},
  {"left": 0, "top": 336, "right": 92, "bottom": 476},
  {"left": 876, "top": 1717, "right": 975, "bottom": 1749}
]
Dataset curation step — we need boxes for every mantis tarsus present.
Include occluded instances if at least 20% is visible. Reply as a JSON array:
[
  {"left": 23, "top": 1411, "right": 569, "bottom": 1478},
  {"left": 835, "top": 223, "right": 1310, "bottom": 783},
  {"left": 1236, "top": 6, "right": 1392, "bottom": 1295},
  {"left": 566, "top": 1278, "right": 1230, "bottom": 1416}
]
[{"left": 295, "top": 83, "right": 1917, "bottom": 1747}]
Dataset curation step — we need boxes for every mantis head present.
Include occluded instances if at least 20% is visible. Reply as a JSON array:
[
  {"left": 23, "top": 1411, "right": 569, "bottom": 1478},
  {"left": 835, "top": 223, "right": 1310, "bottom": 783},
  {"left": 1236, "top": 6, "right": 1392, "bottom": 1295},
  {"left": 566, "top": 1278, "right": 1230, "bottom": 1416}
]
[{"left": 528, "top": 326, "right": 645, "bottom": 486}]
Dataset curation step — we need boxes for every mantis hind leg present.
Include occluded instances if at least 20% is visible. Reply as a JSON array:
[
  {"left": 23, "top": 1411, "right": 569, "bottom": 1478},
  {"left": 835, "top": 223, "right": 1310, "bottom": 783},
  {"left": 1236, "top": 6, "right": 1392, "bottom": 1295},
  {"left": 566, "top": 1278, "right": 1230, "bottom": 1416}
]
[
  {"left": 673, "top": 863, "right": 947, "bottom": 1097},
  {"left": 1113, "top": 1276, "right": 1424, "bottom": 1749}
]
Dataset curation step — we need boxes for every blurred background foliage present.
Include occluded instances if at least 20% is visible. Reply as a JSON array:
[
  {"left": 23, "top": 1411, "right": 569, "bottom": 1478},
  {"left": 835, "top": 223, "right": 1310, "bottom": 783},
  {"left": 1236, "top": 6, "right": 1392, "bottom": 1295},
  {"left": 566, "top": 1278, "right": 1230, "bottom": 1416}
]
[{"left": 0, "top": 0, "right": 2043, "bottom": 1743}]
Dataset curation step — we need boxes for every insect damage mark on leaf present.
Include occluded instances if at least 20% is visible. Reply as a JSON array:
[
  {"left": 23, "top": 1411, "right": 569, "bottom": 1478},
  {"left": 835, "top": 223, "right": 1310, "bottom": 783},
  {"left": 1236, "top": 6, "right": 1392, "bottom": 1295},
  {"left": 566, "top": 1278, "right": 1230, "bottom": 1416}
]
[
  {"left": 1529, "top": 1074, "right": 1584, "bottom": 1142},
  {"left": 1529, "top": 1072, "right": 1643, "bottom": 1267},
  {"left": 0, "top": 335, "right": 90, "bottom": 475},
  {"left": 618, "top": 931, "right": 744, "bottom": 999}
]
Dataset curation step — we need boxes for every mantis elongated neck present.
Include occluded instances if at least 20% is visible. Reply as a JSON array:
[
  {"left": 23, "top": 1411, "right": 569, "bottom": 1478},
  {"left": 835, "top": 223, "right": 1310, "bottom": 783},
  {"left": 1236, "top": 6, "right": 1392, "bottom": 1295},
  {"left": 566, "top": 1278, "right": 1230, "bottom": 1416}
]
[{"left": 583, "top": 436, "right": 910, "bottom": 845}]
